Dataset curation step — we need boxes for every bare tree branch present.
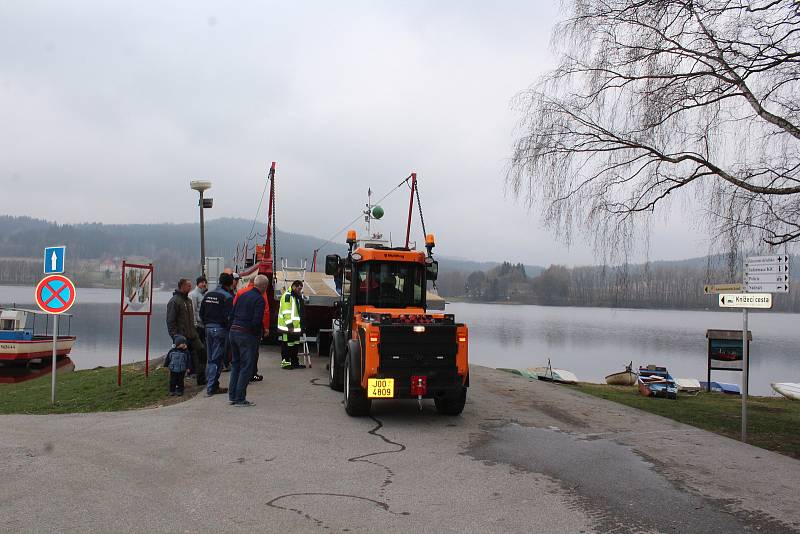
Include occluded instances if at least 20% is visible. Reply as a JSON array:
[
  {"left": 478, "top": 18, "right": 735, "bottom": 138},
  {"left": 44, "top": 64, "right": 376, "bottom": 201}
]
[{"left": 508, "top": 0, "right": 800, "bottom": 257}]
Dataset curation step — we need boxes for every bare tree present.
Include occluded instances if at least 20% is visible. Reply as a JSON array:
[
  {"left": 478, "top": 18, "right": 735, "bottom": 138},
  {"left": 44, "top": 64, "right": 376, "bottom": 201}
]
[{"left": 509, "top": 1, "right": 800, "bottom": 257}]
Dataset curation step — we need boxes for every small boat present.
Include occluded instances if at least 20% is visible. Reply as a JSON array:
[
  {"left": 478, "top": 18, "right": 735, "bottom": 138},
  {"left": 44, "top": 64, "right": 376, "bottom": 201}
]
[
  {"left": 605, "top": 362, "right": 637, "bottom": 386},
  {"left": 526, "top": 359, "right": 578, "bottom": 384},
  {"left": 699, "top": 381, "right": 741, "bottom": 395},
  {"left": 771, "top": 383, "right": 800, "bottom": 400},
  {"left": 637, "top": 365, "right": 677, "bottom": 399},
  {"left": 0, "top": 308, "right": 76, "bottom": 362},
  {"left": 675, "top": 378, "right": 701, "bottom": 393}
]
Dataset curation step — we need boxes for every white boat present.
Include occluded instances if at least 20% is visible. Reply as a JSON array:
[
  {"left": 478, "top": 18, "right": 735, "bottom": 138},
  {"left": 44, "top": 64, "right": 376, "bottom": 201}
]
[
  {"left": 527, "top": 359, "right": 578, "bottom": 384},
  {"left": 0, "top": 308, "right": 76, "bottom": 362},
  {"left": 606, "top": 362, "right": 637, "bottom": 386},
  {"left": 675, "top": 378, "right": 701, "bottom": 392},
  {"left": 771, "top": 382, "right": 800, "bottom": 400}
]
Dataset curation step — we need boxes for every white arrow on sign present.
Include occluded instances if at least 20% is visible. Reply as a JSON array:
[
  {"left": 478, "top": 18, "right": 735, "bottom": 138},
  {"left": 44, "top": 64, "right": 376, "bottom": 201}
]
[
  {"left": 51, "top": 252, "right": 58, "bottom": 271},
  {"left": 719, "top": 293, "right": 773, "bottom": 308},
  {"left": 745, "top": 264, "right": 791, "bottom": 274},
  {"left": 745, "top": 274, "right": 790, "bottom": 283},
  {"left": 745, "top": 282, "right": 790, "bottom": 293},
  {"left": 746, "top": 255, "right": 789, "bottom": 265}
]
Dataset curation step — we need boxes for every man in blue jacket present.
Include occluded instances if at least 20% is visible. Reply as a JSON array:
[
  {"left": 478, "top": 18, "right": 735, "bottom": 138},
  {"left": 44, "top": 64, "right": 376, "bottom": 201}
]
[
  {"left": 227, "top": 274, "right": 268, "bottom": 407},
  {"left": 200, "top": 272, "right": 235, "bottom": 397}
]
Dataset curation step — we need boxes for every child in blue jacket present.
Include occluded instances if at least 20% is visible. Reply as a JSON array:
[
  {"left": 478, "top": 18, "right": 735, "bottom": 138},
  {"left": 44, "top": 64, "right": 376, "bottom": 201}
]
[{"left": 164, "top": 335, "right": 191, "bottom": 396}]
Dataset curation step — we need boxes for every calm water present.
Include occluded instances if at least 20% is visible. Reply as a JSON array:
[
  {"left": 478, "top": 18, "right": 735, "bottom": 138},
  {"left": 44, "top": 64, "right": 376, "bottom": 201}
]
[
  {"left": 2, "top": 286, "right": 797, "bottom": 395},
  {"left": 447, "top": 302, "right": 800, "bottom": 396}
]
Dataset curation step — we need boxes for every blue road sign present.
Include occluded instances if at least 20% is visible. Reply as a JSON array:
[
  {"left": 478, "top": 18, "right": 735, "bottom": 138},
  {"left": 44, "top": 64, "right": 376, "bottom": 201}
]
[{"left": 44, "top": 246, "right": 66, "bottom": 274}]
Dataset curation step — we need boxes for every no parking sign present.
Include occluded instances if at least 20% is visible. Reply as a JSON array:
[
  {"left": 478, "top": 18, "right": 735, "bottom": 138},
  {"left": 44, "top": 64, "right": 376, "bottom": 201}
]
[
  {"left": 35, "top": 275, "right": 77, "bottom": 314},
  {"left": 34, "top": 274, "right": 76, "bottom": 405}
]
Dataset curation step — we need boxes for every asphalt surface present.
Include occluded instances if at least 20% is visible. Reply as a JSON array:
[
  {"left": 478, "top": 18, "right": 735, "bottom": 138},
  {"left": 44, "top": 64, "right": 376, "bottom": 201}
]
[{"left": 2, "top": 347, "right": 799, "bottom": 533}]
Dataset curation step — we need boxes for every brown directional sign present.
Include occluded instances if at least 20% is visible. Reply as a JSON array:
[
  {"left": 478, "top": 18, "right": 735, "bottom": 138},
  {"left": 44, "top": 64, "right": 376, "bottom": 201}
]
[{"left": 704, "top": 283, "right": 742, "bottom": 294}]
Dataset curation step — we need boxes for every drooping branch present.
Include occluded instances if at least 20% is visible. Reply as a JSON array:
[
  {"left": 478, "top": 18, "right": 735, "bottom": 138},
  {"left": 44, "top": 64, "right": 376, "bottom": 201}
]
[{"left": 508, "top": 0, "right": 800, "bottom": 257}]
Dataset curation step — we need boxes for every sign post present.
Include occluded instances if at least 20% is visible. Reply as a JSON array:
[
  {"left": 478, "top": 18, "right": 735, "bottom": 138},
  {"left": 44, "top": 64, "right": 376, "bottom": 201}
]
[
  {"left": 35, "top": 272, "right": 76, "bottom": 404},
  {"left": 117, "top": 261, "right": 155, "bottom": 386}
]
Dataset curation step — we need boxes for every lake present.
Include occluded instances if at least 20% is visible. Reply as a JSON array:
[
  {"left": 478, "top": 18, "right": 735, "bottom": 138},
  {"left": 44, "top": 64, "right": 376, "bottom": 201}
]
[{"left": 2, "top": 286, "right": 797, "bottom": 395}]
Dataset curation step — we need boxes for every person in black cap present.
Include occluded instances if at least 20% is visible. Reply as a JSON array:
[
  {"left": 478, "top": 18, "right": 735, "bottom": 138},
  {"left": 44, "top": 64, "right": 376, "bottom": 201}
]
[{"left": 200, "top": 272, "right": 235, "bottom": 397}]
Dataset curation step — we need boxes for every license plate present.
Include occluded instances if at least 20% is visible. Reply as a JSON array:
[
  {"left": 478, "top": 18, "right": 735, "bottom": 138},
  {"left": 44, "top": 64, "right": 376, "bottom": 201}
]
[{"left": 367, "top": 378, "right": 394, "bottom": 398}]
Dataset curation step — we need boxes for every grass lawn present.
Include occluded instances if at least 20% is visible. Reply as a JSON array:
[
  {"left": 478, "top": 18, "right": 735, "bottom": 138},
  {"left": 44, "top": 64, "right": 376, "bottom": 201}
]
[
  {"left": 576, "top": 383, "right": 800, "bottom": 459},
  {"left": 0, "top": 364, "right": 190, "bottom": 415}
]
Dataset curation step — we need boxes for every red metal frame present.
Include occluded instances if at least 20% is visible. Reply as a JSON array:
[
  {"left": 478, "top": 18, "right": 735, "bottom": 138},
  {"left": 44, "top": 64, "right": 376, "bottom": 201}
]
[
  {"left": 117, "top": 261, "right": 125, "bottom": 386},
  {"left": 117, "top": 261, "right": 155, "bottom": 385},
  {"left": 405, "top": 172, "right": 417, "bottom": 249}
]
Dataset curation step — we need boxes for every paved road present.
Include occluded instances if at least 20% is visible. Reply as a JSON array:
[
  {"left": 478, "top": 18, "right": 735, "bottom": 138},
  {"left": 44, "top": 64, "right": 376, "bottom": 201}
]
[{"left": 2, "top": 347, "right": 799, "bottom": 533}]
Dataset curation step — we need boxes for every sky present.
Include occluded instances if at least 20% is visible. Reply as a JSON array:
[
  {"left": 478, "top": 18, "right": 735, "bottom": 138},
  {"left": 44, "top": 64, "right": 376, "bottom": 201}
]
[{"left": 0, "top": 1, "right": 709, "bottom": 266}]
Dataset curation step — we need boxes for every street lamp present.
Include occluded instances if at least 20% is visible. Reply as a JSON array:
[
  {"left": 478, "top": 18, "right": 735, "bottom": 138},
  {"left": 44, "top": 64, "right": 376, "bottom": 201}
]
[{"left": 190, "top": 180, "right": 213, "bottom": 276}]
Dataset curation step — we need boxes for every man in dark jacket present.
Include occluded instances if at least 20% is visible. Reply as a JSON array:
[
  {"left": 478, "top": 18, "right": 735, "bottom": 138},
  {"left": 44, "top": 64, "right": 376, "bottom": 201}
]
[
  {"left": 227, "top": 274, "right": 268, "bottom": 406},
  {"left": 166, "top": 278, "right": 206, "bottom": 386},
  {"left": 200, "top": 272, "right": 234, "bottom": 397}
]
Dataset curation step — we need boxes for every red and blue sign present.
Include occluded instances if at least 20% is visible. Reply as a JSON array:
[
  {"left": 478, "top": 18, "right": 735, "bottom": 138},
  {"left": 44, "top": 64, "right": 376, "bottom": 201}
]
[{"left": 35, "top": 275, "right": 77, "bottom": 314}]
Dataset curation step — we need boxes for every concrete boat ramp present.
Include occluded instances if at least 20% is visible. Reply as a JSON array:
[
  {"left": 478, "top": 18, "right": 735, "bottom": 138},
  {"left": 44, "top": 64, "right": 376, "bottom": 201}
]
[{"left": 2, "top": 349, "right": 799, "bottom": 533}]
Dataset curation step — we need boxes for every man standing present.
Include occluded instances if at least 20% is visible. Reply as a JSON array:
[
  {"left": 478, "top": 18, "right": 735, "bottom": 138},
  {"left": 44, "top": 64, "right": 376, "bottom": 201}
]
[
  {"left": 278, "top": 280, "right": 305, "bottom": 370},
  {"left": 234, "top": 278, "right": 269, "bottom": 382},
  {"left": 189, "top": 276, "right": 208, "bottom": 342},
  {"left": 166, "top": 278, "right": 206, "bottom": 386},
  {"left": 228, "top": 274, "right": 268, "bottom": 407},
  {"left": 200, "top": 272, "right": 234, "bottom": 397}
]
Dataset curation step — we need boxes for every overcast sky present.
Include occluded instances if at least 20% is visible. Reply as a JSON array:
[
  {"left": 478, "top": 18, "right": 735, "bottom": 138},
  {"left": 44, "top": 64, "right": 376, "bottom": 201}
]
[{"left": 0, "top": 1, "right": 709, "bottom": 266}]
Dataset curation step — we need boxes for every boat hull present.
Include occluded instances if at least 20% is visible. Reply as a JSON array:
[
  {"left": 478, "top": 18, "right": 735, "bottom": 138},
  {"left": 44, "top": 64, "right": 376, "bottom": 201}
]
[
  {"left": 637, "top": 366, "right": 677, "bottom": 399},
  {"left": 699, "top": 381, "right": 741, "bottom": 395},
  {"left": 771, "top": 382, "right": 800, "bottom": 400},
  {"left": 0, "top": 336, "right": 76, "bottom": 361},
  {"left": 606, "top": 371, "right": 637, "bottom": 386},
  {"left": 526, "top": 367, "right": 578, "bottom": 384}
]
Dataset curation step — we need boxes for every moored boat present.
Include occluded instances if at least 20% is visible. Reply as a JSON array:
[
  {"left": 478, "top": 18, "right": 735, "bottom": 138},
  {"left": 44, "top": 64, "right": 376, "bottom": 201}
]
[
  {"left": 605, "top": 361, "right": 637, "bottom": 386},
  {"left": 771, "top": 382, "right": 800, "bottom": 400},
  {"left": 0, "top": 308, "right": 76, "bottom": 362},
  {"left": 637, "top": 365, "right": 677, "bottom": 399}
]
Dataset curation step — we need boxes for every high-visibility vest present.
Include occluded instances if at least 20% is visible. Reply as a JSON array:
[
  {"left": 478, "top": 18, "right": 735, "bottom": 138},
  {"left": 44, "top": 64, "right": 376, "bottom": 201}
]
[{"left": 277, "top": 290, "right": 301, "bottom": 332}]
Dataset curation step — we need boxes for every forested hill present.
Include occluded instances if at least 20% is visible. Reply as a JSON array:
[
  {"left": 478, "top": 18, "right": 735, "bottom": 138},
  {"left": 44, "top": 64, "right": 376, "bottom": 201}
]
[
  {"left": 0, "top": 215, "right": 340, "bottom": 263},
  {"left": 0, "top": 215, "right": 540, "bottom": 283}
]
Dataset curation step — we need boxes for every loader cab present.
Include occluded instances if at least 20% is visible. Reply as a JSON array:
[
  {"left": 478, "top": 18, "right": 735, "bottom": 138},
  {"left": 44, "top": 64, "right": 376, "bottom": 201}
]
[{"left": 353, "top": 261, "right": 426, "bottom": 309}]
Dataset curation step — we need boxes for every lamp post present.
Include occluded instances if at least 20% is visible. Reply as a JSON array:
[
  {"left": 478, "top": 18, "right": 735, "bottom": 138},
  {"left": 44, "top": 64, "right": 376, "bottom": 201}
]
[{"left": 190, "top": 180, "right": 213, "bottom": 276}]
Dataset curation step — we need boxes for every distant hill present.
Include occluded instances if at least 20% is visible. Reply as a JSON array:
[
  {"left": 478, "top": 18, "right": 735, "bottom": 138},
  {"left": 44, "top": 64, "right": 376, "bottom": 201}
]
[
  {"left": 0, "top": 215, "right": 543, "bottom": 276},
  {"left": 0, "top": 215, "right": 346, "bottom": 265}
]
